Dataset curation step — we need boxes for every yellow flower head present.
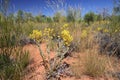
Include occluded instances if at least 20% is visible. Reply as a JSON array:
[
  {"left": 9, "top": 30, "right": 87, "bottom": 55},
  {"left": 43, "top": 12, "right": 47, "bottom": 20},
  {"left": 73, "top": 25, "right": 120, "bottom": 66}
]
[
  {"left": 115, "top": 29, "right": 118, "bottom": 32},
  {"left": 43, "top": 28, "right": 54, "bottom": 39},
  {"left": 29, "top": 30, "right": 42, "bottom": 42},
  {"left": 104, "top": 29, "right": 109, "bottom": 33},
  {"left": 97, "top": 27, "right": 102, "bottom": 31},
  {"left": 61, "top": 30, "right": 73, "bottom": 46}
]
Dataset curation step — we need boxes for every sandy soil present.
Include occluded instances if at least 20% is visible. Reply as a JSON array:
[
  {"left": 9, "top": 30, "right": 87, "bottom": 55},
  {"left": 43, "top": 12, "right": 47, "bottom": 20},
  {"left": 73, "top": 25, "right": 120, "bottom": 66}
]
[{"left": 22, "top": 43, "right": 115, "bottom": 80}]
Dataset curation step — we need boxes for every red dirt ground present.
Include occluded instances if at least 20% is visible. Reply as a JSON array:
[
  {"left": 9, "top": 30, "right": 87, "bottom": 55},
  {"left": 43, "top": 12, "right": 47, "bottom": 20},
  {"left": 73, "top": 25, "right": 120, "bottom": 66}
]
[{"left": 22, "top": 43, "right": 115, "bottom": 80}]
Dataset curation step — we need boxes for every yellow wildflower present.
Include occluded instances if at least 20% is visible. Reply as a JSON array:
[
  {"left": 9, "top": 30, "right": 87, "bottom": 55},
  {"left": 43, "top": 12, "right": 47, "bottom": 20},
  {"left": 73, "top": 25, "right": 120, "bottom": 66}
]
[
  {"left": 29, "top": 30, "right": 42, "bottom": 42},
  {"left": 115, "top": 29, "right": 118, "bottom": 32},
  {"left": 61, "top": 30, "right": 73, "bottom": 46},
  {"left": 104, "top": 29, "right": 109, "bottom": 32},
  {"left": 43, "top": 28, "right": 54, "bottom": 39},
  {"left": 97, "top": 27, "right": 102, "bottom": 31},
  {"left": 81, "top": 30, "right": 87, "bottom": 39},
  {"left": 61, "top": 23, "right": 69, "bottom": 29}
]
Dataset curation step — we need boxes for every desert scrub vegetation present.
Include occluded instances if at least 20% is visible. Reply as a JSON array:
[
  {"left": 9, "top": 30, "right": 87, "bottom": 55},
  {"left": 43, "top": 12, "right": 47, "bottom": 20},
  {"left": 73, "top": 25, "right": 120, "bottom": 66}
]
[
  {"left": 71, "top": 50, "right": 120, "bottom": 79},
  {"left": 0, "top": 47, "right": 29, "bottom": 80},
  {"left": 0, "top": 0, "right": 120, "bottom": 80},
  {"left": 0, "top": 16, "right": 30, "bottom": 79},
  {"left": 0, "top": 23, "right": 30, "bottom": 80},
  {"left": 0, "top": 1, "right": 30, "bottom": 79}
]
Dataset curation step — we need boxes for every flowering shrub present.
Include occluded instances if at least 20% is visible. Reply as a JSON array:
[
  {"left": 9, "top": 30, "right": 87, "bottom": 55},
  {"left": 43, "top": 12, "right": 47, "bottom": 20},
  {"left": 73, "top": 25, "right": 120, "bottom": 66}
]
[{"left": 28, "top": 24, "right": 73, "bottom": 79}]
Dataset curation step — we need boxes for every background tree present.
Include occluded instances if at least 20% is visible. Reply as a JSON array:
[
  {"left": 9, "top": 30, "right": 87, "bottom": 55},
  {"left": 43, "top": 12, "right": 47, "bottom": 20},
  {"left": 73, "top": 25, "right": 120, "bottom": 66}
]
[
  {"left": 96, "top": 14, "right": 102, "bottom": 21},
  {"left": 0, "top": 0, "right": 10, "bottom": 16},
  {"left": 53, "top": 12, "right": 61, "bottom": 22},
  {"left": 7, "top": 13, "right": 15, "bottom": 23},
  {"left": 46, "top": 17, "right": 53, "bottom": 23},
  {"left": 40, "top": 15, "right": 47, "bottom": 23},
  {"left": 113, "top": 0, "right": 120, "bottom": 15},
  {"left": 16, "top": 10, "right": 24, "bottom": 23},
  {"left": 101, "top": 8, "right": 110, "bottom": 20},
  {"left": 110, "top": 0, "right": 120, "bottom": 33},
  {"left": 24, "top": 12, "right": 33, "bottom": 22},
  {"left": 66, "top": 7, "right": 81, "bottom": 22},
  {"left": 35, "top": 15, "right": 41, "bottom": 22},
  {"left": 84, "top": 12, "right": 95, "bottom": 25},
  {"left": 35, "top": 14, "right": 47, "bottom": 23}
]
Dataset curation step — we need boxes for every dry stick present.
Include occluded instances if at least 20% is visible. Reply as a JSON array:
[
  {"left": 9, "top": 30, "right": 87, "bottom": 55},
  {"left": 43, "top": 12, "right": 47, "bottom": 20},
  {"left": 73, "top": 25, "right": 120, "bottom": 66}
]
[
  {"left": 46, "top": 42, "right": 51, "bottom": 70},
  {"left": 105, "top": 42, "right": 119, "bottom": 57},
  {"left": 48, "top": 47, "right": 69, "bottom": 77},
  {"left": 54, "top": 43, "right": 69, "bottom": 70},
  {"left": 53, "top": 42, "right": 61, "bottom": 70},
  {"left": 55, "top": 51, "right": 68, "bottom": 71},
  {"left": 37, "top": 43, "right": 49, "bottom": 70}
]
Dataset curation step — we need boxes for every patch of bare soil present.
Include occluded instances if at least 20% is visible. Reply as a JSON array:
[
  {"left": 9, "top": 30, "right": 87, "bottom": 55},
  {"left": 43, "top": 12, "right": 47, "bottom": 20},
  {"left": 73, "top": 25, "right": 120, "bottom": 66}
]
[{"left": 23, "top": 43, "right": 56, "bottom": 80}]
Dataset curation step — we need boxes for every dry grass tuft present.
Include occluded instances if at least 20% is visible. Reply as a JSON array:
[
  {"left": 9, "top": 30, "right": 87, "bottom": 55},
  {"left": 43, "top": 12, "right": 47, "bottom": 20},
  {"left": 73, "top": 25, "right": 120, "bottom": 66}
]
[
  {"left": 71, "top": 49, "right": 120, "bottom": 79},
  {"left": 84, "top": 50, "right": 108, "bottom": 77}
]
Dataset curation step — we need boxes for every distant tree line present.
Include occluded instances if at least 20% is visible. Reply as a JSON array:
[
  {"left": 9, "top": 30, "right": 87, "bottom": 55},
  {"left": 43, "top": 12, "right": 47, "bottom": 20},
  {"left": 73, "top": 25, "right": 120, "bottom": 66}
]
[{"left": 0, "top": 0, "right": 120, "bottom": 25}]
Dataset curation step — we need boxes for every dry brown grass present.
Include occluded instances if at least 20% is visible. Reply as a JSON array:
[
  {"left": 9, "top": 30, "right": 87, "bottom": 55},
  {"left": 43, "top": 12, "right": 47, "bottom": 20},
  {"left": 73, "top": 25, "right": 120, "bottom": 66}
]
[
  {"left": 71, "top": 48, "right": 120, "bottom": 79},
  {"left": 84, "top": 50, "right": 108, "bottom": 77}
]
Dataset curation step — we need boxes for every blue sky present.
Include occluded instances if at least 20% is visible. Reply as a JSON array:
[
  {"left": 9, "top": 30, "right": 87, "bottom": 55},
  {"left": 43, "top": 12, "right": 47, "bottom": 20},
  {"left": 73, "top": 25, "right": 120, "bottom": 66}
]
[{"left": 9, "top": 0, "right": 114, "bottom": 17}]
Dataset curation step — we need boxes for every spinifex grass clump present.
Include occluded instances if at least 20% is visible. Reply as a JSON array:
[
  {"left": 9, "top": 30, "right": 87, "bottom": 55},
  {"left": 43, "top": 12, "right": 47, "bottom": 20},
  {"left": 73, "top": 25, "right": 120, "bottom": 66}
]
[
  {"left": 0, "top": 14, "right": 30, "bottom": 80},
  {"left": 0, "top": 46, "right": 29, "bottom": 80},
  {"left": 71, "top": 50, "right": 109, "bottom": 78},
  {"left": 84, "top": 51, "right": 107, "bottom": 77}
]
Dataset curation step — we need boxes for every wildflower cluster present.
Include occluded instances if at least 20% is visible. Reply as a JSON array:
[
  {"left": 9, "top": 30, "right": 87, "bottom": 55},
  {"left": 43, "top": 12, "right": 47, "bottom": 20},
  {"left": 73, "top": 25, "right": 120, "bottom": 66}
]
[
  {"left": 104, "top": 29, "right": 109, "bottom": 33},
  {"left": 29, "top": 30, "right": 42, "bottom": 42},
  {"left": 29, "top": 23, "right": 73, "bottom": 46},
  {"left": 97, "top": 27, "right": 109, "bottom": 33},
  {"left": 94, "top": 21, "right": 110, "bottom": 25},
  {"left": 81, "top": 30, "right": 88, "bottom": 39},
  {"left": 97, "top": 27, "right": 102, "bottom": 31},
  {"left": 61, "top": 23, "right": 69, "bottom": 30},
  {"left": 43, "top": 28, "right": 54, "bottom": 39},
  {"left": 61, "top": 30, "right": 73, "bottom": 46},
  {"left": 114, "top": 28, "right": 120, "bottom": 33}
]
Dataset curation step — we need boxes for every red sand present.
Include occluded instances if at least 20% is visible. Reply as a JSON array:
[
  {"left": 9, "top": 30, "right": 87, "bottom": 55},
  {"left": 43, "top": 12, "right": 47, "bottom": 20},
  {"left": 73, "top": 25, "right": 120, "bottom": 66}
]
[{"left": 23, "top": 43, "right": 114, "bottom": 80}]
